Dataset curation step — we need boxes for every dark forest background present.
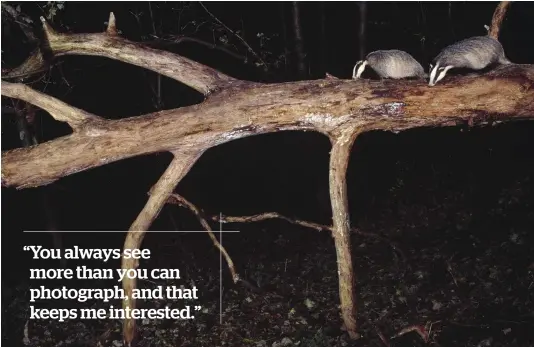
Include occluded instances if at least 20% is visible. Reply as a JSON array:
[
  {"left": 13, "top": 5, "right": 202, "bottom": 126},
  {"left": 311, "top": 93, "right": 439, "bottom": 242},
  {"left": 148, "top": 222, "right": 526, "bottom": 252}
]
[{"left": 2, "top": 2, "right": 534, "bottom": 347}]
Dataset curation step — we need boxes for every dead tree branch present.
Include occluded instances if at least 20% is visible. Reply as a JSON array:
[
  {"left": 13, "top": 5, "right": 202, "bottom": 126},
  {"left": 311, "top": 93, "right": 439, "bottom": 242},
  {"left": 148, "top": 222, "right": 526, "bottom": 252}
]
[
  {"left": 214, "top": 211, "right": 330, "bottom": 232},
  {"left": 155, "top": 207, "right": 406, "bottom": 260},
  {"left": 199, "top": 2, "right": 268, "bottom": 70},
  {"left": 1, "top": 81, "right": 103, "bottom": 128},
  {"left": 121, "top": 150, "right": 201, "bottom": 344},
  {"left": 166, "top": 193, "right": 240, "bottom": 283},
  {"left": 4, "top": 13, "right": 236, "bottom": 94},
  {"left": 3, "top": 66, "right": 533, "bottom": 189},
  {"left": 328, "top": 127, "right": 364, "bottom": 339},
  {"left": 488, "top": 1, "right": 511, "bottom": 40}
]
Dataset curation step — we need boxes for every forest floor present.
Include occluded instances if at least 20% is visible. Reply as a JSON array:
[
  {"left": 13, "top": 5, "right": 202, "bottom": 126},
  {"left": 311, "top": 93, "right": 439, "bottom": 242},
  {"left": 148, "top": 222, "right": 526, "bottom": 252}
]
[{"left": 3, "top": 155, "right": 534, "bottom": 347}]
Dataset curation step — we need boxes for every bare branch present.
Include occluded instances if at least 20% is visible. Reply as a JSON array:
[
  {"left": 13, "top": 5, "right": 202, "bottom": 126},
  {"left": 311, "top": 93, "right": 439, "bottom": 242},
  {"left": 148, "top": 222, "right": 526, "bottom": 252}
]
[
  {"left": 151, "top": 206, "right": 404, "bottom": 257},
  {"left": 328, "top": 127, "right": 365, "bottom": 339},
  {"left": 214, "top": 211, "right": 330, "bottom": 232},
  {"left": 121, "top": 150, "right": 202, "bottom": 346},
  {"left": 39, "top": 14, "right": 237, "bottom": 94},
  {"left": 3, "top": 65, "right": 534, "bottom": 188},
  {"left": 488, "top": 1, "right": 511, "bottom": 40},
  {"left": 1, "top": 81, "right": 103, "bottom": 128},
  {"left": 166, "top": 193, "right": 240, "bottom": 282},
  {"left": 4, "top": 14, "right": 236, "bottom": 94},
  {"left": 199, "top": 2, "right": 268, "bottom": 70},
  {"left": 130, "top": 151, "right": 202, "bottom": 231}
]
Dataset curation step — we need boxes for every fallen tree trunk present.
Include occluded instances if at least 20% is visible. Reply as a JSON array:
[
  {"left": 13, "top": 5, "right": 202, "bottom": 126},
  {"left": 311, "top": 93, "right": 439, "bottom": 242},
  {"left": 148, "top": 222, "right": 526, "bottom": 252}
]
[
  {"left": 3, "top": 66, "right": 534, "bottom": 189},
  {"left": 2, "top": 8, "right": 533, "bottom": 346}
]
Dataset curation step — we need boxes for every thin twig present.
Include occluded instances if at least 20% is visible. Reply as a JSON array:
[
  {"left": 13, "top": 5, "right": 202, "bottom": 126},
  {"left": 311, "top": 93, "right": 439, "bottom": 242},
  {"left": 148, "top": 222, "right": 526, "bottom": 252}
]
[
  {"left": 215, "top": 212, "right": 330, "bottom": 232},
  {"left": 199, "top": 2, "right": 268, "bottom": 70},
  {"left": 166, "top": 193, "right": 241, "bottom": 283},
  {"left": 159, "top": 202, "right": 407, "bottom": 261}
]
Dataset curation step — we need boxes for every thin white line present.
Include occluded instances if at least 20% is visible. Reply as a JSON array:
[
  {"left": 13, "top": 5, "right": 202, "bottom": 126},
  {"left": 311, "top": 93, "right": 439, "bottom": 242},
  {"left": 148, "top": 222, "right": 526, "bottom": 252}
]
[
  {"left": 219, "top": 212, "right": 223, "bottom": 325},
  {"left": 23, "top": 230, "right": 240, "bottom": 233}
]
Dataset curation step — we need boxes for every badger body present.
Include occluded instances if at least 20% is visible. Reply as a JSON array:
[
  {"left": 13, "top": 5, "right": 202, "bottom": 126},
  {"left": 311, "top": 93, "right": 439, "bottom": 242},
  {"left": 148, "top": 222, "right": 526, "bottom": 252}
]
[
  {"left": 352, "top": 49, "right": 426, "bottom": 80},
  {"left": 429, "top": 35, "right": 512, "bottom": 86}
]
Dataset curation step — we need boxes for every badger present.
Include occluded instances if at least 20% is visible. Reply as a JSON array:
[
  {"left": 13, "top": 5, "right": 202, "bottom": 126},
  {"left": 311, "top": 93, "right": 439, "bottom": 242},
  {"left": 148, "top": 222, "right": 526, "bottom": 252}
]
[
  {"left": 428, "top": 35, "right": 512, "bottom": 86},
  {"left": 352, "top": 50, "right": 426, "bottom": 80}
]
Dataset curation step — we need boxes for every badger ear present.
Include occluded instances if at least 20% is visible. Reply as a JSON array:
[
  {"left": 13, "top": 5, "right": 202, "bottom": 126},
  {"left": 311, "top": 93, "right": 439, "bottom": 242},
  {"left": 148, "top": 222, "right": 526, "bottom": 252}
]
[{"left": 429, "top": 63, "right": 434, "bottom": 70}]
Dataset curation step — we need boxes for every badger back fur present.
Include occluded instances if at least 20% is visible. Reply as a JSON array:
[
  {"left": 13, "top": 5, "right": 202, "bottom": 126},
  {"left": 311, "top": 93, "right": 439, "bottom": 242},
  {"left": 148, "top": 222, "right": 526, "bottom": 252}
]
[
  {"left": 429, "top": 35, "right": 512, "bottom": 86},
  {"left": 353, "top": 49, "right": 426, "bottom": 80}
]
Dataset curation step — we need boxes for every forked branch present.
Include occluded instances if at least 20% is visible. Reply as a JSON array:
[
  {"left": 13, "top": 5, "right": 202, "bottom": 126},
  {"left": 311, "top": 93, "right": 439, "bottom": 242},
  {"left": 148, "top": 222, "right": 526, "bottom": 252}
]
[
  {"left": 3, "top": 12, "right": 236, "bottom": 94},
  {"left": 167, "top": 193, "right": 240, "bottom": 283},
  {"left": 215, "top": 211, "right": 331, "bottom": 232},
  {"left": 199, "top": 2, "right": 268, "bottom": 70}
]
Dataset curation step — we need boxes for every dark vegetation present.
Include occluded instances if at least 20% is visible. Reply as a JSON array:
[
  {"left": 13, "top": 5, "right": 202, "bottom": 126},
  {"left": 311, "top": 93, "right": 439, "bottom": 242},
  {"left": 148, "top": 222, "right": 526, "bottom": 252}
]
[{"left": 2, "top": 2, "right": 534, "bottom": 346}]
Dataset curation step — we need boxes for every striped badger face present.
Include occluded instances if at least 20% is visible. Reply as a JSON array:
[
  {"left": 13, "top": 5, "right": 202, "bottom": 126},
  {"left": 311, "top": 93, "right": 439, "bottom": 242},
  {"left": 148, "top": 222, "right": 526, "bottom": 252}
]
[
  {"left": 428, "top": 63, "right": 454, "bottom": 86},
  {"left": 352, "top": 60, "right": 368, "bottom": 79}
]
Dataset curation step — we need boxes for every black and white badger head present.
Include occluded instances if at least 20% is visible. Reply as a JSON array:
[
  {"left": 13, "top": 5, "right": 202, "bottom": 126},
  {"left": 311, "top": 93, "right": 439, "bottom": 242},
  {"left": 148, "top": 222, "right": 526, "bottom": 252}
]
[
  {"left": 428, "top": 35, "right": 512, "bottom": 86},
  {"left": 428, "top": 63, "right": 454, "bottom": 86},
  {"left": 352, "top": 60, "right": 369, "bottom": 79}
]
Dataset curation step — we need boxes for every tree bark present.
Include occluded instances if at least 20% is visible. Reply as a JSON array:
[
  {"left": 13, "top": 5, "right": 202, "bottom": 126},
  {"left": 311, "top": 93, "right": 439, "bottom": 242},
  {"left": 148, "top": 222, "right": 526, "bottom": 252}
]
[
  {"left": 328, "top": 127, "right": 365, "bottom": 339},
  {"left": 3, "top": 66, "right": 533, "bottom": 189},
  {"left": 488, "top": 1, "right": 511, "bottom": 40},
  {"left": 122, "top": 151, "right": 201, "bottom": 344}
]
